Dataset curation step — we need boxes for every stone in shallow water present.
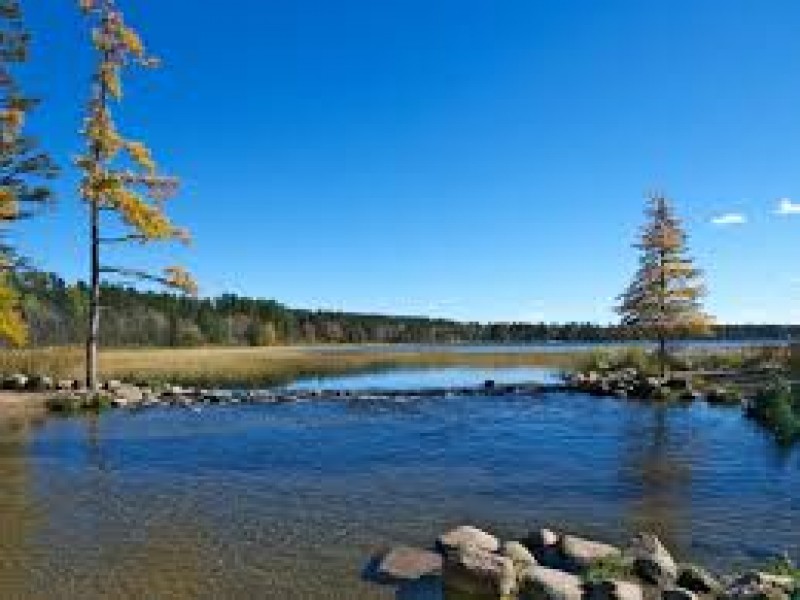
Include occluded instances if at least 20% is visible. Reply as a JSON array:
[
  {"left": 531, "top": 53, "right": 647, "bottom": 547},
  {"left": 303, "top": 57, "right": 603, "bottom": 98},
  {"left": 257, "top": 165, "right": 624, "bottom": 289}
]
[
  {"left": 559, "top": 535, "right": 622, "bottom": 571},
  {"left": 377, "top": 546, "right": 442, "bottom": 581},
  {"left": 444, "top": 544, "right": 516, "bottom": 598},
  {"left": 628, "top": 533, "right": 677, "bottom": 585},
  {"left": 519, "top": 565, "right": 583, "bottom": 600},
  {"left": 677, "top": 563, "right": 722, "bottom": 594},
  {"left": 438, "top": 525, "right": 500, "bottom": 554}
]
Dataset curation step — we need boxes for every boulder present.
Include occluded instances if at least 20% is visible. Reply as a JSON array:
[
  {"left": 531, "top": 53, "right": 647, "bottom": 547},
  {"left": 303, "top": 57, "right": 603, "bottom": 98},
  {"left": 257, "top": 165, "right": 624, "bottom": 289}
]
[
  {"left": 586, "top": 580, "right": 644, "bottom": 600},
  {"left": 56, "top": 379, "right": 77, "bottom": 391},
  {"left": 527, "top": 529, "right": 560, "bottom": 550},
  {"left": 5, "top": 373, "right": 28, "bottom": 390},
  {"left": 560, "top": 535, "right": 622, "bottom": 571},
  {"left": 503, "top": 540, "right": 537, "bottom": 571},
  {"left": 629, "top": 533, "right": 677, "bottom": 585},
  {"left": 438, "top": 525, "right": 500, "bottom": 554},
  {"left": 376, "top": 546, "right": 442, "bottom": 582},
  {"left": 104, "top": 380, "right": 123, "bottom": 392},
  {"left": 443, "top": 544, "right": 516, "bottom": 598},
  {"left": 115, "top": 384, "right": 144, "bottom": 404},
  {"left": 677, "top": 564, "right": 722, "bottom": 594},
  {"left": 723, "top": 571, "right": 796, "bottom": 600},
  {"left": 662, "top": 587, "right": 698, "bottom": 600},
  {"left": 519, "top": 565, "right": 583, "bottom": 600}
]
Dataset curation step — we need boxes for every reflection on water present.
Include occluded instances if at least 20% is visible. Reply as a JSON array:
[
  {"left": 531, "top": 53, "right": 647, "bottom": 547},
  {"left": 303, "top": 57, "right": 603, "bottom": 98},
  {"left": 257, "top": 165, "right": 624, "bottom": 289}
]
[
  {"left": 287, "top": 366, "right": 559, "bottom": 391},
  {"left": 0, "top": 387, "right": 798, "bottom": 599}
]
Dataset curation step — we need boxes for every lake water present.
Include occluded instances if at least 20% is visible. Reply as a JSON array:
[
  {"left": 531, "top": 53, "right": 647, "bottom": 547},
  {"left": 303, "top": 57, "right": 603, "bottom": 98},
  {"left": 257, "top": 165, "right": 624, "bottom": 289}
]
[{"left": 0, "top": 366, "right": 798, "bottom": 599}]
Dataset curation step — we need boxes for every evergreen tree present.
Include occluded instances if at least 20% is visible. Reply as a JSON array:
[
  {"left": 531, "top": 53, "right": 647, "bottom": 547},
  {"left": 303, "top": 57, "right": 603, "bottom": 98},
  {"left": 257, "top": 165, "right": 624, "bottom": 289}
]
[
  {"left": 617, "top": 194, "right": 711, "bottom": 374},
  {"left": 77, "top": 0, "right": 195, "bottom": 388},
  {"left": 0, "top": 0, "right": 58, "bottom": 346}
]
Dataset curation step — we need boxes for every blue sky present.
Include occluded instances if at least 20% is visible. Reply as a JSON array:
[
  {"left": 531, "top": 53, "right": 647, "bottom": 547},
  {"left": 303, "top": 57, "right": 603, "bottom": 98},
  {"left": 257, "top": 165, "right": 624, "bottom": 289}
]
[{"left": 17, "top": 0, "right": 800, "bottom": 323}]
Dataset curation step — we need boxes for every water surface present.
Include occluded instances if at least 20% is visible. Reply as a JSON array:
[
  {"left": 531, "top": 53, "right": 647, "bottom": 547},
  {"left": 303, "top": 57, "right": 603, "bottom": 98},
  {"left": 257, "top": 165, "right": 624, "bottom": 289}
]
[{"left": 0, "top": 369, "right": 797, "bottom": 599}]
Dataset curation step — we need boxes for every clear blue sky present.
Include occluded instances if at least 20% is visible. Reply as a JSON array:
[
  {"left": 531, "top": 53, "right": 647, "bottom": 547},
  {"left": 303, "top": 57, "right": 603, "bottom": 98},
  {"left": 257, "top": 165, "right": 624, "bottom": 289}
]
[{"left": 17, "top": 0, "right": 800, "bottom": 324}]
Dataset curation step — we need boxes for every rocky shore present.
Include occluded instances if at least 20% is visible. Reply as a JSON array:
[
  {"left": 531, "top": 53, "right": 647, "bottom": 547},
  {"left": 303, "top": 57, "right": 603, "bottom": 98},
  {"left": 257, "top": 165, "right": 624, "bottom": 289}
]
[{"left": 371, "top": 525, "right": 798, "bottom": 600}]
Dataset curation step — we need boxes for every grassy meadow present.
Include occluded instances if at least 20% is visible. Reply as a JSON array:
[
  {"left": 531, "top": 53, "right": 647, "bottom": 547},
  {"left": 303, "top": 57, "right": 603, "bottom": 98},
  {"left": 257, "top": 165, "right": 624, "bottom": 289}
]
[{"left": 0, "top": 345, "right": 579, "bottom": 388}]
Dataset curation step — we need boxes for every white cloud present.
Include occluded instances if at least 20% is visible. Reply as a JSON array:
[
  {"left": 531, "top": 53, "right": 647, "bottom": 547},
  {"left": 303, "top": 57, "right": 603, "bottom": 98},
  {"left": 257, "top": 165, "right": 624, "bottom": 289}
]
[
  {"left": 710, "top": 213, "right": 747, "bottom": 226},
  {"left": 776, "top": 197, "right": 800, "bottom": 215}
]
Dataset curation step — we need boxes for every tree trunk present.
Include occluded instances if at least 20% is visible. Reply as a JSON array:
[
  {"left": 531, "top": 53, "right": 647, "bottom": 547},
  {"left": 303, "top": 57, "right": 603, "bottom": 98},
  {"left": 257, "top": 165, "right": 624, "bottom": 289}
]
[
  {"left": 86, "top": 198, "right": 100, "bottom": 391},
  {"left": 658, "top": 335, "right": 666, "bottom": 378}
]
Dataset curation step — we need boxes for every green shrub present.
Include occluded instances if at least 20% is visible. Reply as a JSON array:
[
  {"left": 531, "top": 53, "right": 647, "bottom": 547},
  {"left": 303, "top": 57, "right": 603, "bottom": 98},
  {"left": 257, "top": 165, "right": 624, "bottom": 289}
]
[
  {"left": 748, "top": 380, "right": 800, "bottom": 445},
  {"left": 583, "top": 555, "right": 637, "bottom": 583}
]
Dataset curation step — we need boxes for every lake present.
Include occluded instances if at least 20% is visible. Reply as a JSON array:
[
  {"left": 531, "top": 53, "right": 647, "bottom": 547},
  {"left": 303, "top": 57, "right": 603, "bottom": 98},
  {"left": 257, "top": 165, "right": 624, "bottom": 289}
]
[{"left": 0, "top": 366, "right": 797, "bottom": 599}]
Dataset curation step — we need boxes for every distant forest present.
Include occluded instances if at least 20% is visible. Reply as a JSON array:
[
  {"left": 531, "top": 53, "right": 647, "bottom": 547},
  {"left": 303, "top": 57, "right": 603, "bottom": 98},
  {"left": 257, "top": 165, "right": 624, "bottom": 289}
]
[{"left": 14, "top": 272, "right": 799, "bottom": 348}]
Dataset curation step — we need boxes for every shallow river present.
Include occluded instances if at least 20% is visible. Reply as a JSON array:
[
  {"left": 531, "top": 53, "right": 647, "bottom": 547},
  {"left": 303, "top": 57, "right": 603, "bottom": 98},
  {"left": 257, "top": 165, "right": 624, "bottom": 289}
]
[{"left": 0, "top": 367, "right": 797, "bottom": 599}]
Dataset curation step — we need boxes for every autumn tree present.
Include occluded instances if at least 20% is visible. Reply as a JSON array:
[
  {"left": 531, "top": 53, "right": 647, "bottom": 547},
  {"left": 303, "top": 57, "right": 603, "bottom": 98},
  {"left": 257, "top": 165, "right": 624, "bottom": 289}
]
[
  {"left": 617, "top": 194, "right": 710, "bottom": 375},
  {"left": 77, "top": 0, "right": 195, "bottom": 390},
  {"left": 0, "top": 0, "right": 58, "bottom": 346}
]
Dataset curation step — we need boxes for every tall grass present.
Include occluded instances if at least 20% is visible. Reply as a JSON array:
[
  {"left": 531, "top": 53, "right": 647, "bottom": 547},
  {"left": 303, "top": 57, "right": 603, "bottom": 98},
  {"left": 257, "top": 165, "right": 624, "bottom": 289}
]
[{"left": 0, "top": 345, "right": 578, "bottom": 388}]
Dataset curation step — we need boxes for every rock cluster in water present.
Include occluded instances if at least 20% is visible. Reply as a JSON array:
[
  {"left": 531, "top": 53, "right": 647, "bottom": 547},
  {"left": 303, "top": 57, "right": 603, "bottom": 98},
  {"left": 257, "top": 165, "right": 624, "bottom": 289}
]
[
  {"left": 565, "top": 369, "right": 745, "bottom": 405},
  {"left": 372, "top": 525, "right": 798, "bottom": 600}
]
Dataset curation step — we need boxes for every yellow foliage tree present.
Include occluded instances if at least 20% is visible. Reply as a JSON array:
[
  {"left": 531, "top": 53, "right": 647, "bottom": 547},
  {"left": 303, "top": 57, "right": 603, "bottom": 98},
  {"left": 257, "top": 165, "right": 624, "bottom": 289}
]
[
  {"left": 617, "top": 193, "right": 712, "bottom": 375},
  {"left": 77, "top": 0, "right": 196, "bottom": 389},
  {"left": 0, "top": 0, "right": 59, "bottom": 347}
]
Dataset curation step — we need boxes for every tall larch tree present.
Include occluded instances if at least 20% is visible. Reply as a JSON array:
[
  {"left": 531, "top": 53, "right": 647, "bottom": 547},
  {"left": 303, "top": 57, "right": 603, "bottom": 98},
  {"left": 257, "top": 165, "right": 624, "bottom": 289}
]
[
  {"left": 0, "top": 0, "right": 58, "bottom": 346},
  {"left": 617, "top": 194, "right": 711, "bottom": 375},
  {"left": 77, "top": 0, "right": 196, "bottom": 390}
]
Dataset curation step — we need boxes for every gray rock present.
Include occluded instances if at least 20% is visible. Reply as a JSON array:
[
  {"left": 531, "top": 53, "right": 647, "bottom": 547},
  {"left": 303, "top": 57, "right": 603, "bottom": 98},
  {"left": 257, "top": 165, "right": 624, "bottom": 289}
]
[
  {"left": 519, "top": 565, "right": 583, "bottom": 600},
  {"left": 104, "top": 380, "right": 123, "bottom": 392},
  {"left": 56, "top": 379, "right": 78, "bottom": 391},
  {"left": 528, "top": 528, "right": 560, "bottom": 550},
  {"left": 662, "top": 587, "right": 698, "bottom": 600},
  {"left": 503, "top": 540, "right": 537, "bottom": 570},
  {"left": 723, "top": 571, "right": 796, "bottom": 600},
  {"left": 586, "top": 580, "right": 644, "bottom": 600},
  {"left": 560, "top": 535, "right": 622, "bottom": 571},
  {"left": 376, "top": 546, "right": 442, "bottom": 581},
  {"left": 444, "top": 544, "right": 516, "bottom": 598},
  {"left": 629, "top": 533, "right": 677, "bottom": 585},
  {"left": 438, "top": 525, "right": 500, "bottom": 554},
  {"left": 115, "top": 384, "right": 144, "bottom": 404},
  {"left": 677, "top": 564, "right": 722, "bottom": 594},
  {"left": 5, "top": 373, "right": 28, "bottom": 390}
]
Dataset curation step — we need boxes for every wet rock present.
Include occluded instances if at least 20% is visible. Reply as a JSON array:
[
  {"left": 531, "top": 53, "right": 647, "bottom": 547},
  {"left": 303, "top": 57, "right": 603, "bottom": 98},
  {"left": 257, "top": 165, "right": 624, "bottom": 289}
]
[
  {"left": 438, "top": 525, "right": 500, "bottom": 554},
  {"left": 629, "top": 533, "right": 677, "bottom": 585},
  {"left": 662, "top": 587, "right": 698, "bottom": 600},
  {"left": 376, "top": 546, "right": 442, "bottom": 582},
  {"left": 586, "top": 580, "right": 644, "bottom": 600},
  {"left": 5, "top": 373, "right": 28, "bottom": 390},
  {"left": 443, "top": 543, "right": 516, "bottom": 598},
  {"left": 723, "top": 571, "right": 796, "bottom": 600},
  {"left": 503, "top": 540, "right": 537, "bottom": 571},
  {"left": 677, "top": 564, "right": 722, "bottom": 594},
  {"left": 559, "top": 535, "right": 622, "bottom": 571},
  {"left": 519, "top": 565, "right": 583, "bottom": 600},
  {"left": 528, "top": 528, "right": 560, "bottom": 550}
]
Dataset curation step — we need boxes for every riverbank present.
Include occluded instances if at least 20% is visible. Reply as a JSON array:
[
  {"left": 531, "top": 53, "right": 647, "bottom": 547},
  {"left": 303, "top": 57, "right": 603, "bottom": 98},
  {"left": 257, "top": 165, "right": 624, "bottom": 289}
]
[{"left": 371, "top": 524, "right": 798, "bottom": 600}]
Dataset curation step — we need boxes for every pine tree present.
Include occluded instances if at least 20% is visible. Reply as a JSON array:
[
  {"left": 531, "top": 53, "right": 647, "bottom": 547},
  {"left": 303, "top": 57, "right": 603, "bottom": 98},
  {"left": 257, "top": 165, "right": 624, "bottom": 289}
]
[
  {"left": 617, "top": 194, "right": 711, "bottom": 375},
  {"left": 77, "top": 0, "right": 196, "bottom": 390},
  {"left": 0, "top": 0, "right": 58, "bottom": 346}
]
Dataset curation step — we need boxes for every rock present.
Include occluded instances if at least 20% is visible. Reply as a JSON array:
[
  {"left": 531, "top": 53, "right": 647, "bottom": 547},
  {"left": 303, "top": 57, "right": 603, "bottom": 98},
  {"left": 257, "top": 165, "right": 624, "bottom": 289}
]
[
  {"left": 559, "top": 535, "right": 622, "bottom": 571},
  {"left": 5, "top": 373, "right": 28, "bottom": 390},
  {"left": 677, "top": 564, "right": 722, "bottom": 594},
  {"left": 57, "top": 379, "right": 77, "bottom": 391},
  {"left": 662, "top": 587, "right": 698, "bottom": 600},
  {"left": 443, "top": 544, "right": 516, "bottom": 598},
  {"left": 519, "top": 565, "right": 583, "bottom": 600},
  {"left": 528, "top": 528, "right": 560, "bottom": 550},
  {"left": 376, "top": 546, "right": 442, "bottom": 582},
  {"left": 115, "top": 384, "right": 144, "bottom": 404},
  {"left": 723, "top": 571, "right": 796, "bottom": 600},
  {"left": 104, "top": 380, "right": 123, "bottom": 392},
  {"left": 503, "top": 540, "right": 537, "bottom": 570},
  {"left": 27, "top": 375, "right": 54, "bottom": 391},
  {"left": 629, "top": 533, "right": 677, "bottom": 585},
  {"left": 586, "top": 580, "right": 644, "bottom": 600},
  {"left": 438, "top": 525, "right": 500, "bottom": 554}
]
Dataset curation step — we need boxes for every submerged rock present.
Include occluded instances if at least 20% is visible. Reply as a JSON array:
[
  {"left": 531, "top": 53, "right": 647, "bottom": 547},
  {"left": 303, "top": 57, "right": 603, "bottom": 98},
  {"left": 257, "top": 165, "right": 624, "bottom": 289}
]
[{"left": 376, "top": 546, "right": 442, "bottom": 582}]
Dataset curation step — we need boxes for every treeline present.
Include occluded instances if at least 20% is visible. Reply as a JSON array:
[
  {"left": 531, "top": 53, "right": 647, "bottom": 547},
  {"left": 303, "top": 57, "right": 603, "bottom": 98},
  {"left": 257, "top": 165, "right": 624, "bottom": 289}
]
[{"left": 14, "top": 272, "right": 799, "bottom": 348}]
